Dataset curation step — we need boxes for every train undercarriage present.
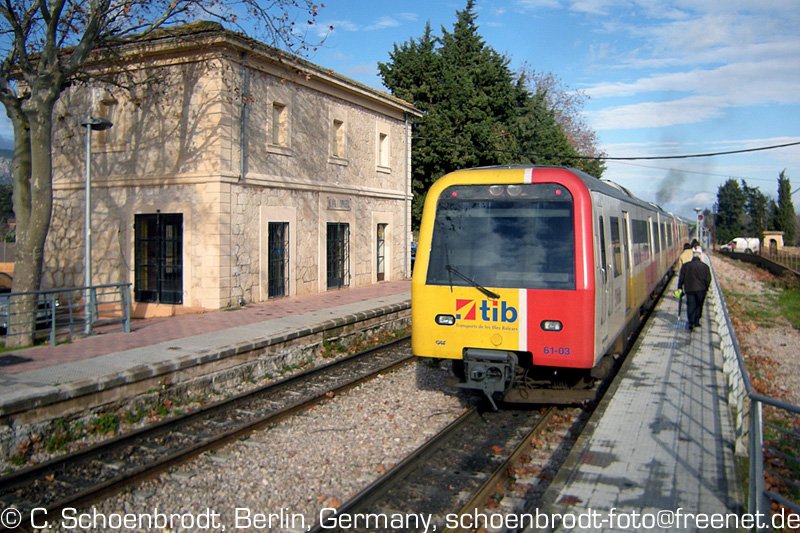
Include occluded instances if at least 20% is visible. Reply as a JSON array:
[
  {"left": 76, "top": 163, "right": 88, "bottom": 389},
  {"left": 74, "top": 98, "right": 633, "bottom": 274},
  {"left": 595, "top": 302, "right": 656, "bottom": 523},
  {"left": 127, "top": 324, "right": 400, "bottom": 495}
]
[{"left": 450, "top": 348, "right": 618, "bottom": 409}]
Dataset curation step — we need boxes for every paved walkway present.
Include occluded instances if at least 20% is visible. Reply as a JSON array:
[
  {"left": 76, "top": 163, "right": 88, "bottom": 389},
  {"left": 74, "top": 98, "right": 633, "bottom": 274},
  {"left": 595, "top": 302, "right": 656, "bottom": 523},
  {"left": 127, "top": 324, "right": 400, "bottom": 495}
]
[
  {"left": 536, "top": 276, "right": 743, "bottom": 532},
  {"left": 0, "top": 281, "right": 410, "bottom": 415},
  {"left": 1, "top": 271, "right": 746, "bottom": 530}
]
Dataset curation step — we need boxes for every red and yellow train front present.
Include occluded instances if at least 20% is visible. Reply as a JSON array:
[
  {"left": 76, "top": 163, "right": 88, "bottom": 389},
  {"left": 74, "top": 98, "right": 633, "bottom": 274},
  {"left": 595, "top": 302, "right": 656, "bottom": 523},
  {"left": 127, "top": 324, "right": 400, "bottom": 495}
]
[{"left": 412, "top": 167, "right": 596, "bottom": 376}]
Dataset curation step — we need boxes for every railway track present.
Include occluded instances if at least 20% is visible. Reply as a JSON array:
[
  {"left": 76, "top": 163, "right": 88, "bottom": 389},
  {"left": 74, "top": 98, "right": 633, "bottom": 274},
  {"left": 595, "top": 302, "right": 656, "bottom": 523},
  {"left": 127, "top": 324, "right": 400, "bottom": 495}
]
[
  {"left": 312, "top": 404, "right": 564, "bottom": 533},
  {"left": 0, "top": 338, "right": 412, "bottom": 533}
]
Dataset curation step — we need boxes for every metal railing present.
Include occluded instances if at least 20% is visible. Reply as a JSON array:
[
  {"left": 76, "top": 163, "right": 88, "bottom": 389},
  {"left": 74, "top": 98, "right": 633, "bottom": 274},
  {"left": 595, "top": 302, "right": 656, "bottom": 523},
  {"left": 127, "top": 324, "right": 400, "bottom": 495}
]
[
  {"left": 709, "top": 259, "right": 800, "bottom": 531},
  {"left": 762, "top": 247, "right": 800, "bottom": 274},
  {"left": 0, "top": 283, "right": 131, "bottom": 347}
]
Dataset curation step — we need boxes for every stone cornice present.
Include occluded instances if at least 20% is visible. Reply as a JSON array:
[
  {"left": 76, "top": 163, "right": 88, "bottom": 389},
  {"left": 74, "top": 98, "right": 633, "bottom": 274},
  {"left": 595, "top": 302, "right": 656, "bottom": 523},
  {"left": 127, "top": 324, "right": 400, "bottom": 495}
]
[
  {"left": 87, "top": 26, "right": 422, "bottom": 121},
  {"left": 53, "top": 172, "right": 410, "bottom": 200}
]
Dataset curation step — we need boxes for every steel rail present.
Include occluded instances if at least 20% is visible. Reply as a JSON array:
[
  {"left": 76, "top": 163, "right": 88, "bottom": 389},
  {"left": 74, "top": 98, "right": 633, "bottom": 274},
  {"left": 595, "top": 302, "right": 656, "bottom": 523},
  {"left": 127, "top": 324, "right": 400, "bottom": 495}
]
[
  {"left": 0, "top": 336, "right": 412, "bottom": 533},
  {"left": 311, "top": 406, "right": 481, "bottom": 533},
  {"left": 442, "top": 406, "right": 558, "bottom": 533},
  {"left": 311, "top": 407, "right": 554, "bottom": 533}
]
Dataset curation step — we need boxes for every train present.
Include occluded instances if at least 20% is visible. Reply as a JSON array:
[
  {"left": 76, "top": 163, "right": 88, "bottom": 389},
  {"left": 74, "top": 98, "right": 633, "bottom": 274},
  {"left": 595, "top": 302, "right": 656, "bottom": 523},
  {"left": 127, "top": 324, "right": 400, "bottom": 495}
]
[{"left": 411, "top": 166, "right": 688, "bottom": 408}]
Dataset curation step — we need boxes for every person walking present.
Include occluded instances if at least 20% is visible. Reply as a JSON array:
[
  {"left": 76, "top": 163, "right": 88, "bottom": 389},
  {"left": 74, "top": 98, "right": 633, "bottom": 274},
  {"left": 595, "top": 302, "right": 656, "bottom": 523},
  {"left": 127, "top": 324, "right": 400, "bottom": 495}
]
[
  {"left": 677, "top": 249, "right": 712, "bottom": 331},
  {"left": 691, "top": 238, "right": 709, "bottom": 264},
  {"left": 676, "top": 242, "right": 693, "bottom": 272}
]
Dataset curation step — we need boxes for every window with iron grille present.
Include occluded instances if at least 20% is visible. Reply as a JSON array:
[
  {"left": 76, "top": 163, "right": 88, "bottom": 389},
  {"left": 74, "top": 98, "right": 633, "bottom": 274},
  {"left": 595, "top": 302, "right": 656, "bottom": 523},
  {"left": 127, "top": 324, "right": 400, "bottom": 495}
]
[
  {"left": 134, "top": 213, "right": 183, "bottom": 304},
  {"left": 268, "top": 222, "right": 289, "bottom": 298},
  {"left": 327, "top": 223, "right": 350, "bottom": 289},
  {"left": 376, "top": 224, "right": 386, "bottom": 282}
]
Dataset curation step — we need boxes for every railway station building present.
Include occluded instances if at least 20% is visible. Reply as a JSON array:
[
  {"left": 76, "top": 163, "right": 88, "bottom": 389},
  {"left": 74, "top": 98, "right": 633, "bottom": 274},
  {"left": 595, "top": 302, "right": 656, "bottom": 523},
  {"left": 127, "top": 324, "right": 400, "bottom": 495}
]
[{"left": 45, "top": 22, "right": 420, "bottom": 317}]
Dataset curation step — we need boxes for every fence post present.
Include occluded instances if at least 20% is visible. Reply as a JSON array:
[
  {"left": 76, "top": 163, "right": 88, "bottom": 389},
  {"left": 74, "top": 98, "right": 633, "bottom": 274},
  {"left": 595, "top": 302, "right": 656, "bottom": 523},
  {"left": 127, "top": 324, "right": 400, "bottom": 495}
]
[
  {"left": 49, "top": 293, "right": 57, "bottom": 347},
  {"left": 750, "top": 401, "right": 770, "bottom": 532},
  {"left": 122, "top": 284, "right": 131, "bottom": 333}
]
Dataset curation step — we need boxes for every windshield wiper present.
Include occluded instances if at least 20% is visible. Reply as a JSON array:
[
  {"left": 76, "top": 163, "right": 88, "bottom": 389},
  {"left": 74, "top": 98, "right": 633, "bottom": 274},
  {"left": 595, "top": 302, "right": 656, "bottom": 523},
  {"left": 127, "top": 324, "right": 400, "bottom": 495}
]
[{"left": 445, "top": 265, "right": 501, "bottom": 299}]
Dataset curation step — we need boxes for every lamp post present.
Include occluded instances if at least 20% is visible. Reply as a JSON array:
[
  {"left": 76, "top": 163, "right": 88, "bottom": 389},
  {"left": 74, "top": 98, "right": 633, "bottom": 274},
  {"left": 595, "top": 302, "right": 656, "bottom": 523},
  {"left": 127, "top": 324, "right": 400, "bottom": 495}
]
[
  {"left": 81, "top": 115, "right": 112, "bottom": 335},
  {"left": 694, "top": 207, "right": 703, "bottom": 244}
]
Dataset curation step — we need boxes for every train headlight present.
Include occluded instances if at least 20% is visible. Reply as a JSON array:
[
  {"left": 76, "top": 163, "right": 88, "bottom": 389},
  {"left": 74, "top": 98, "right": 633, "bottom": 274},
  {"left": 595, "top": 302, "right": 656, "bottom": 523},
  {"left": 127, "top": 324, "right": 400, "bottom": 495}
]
[
  {"left": 506, "top": 184, "right": 522, "bottom": 197},
  {"left": 540, "top": 320, "right": 563, "bottom": 332},
  {"left": 435, "top": 314, "right": 456, "bottom": 326}
]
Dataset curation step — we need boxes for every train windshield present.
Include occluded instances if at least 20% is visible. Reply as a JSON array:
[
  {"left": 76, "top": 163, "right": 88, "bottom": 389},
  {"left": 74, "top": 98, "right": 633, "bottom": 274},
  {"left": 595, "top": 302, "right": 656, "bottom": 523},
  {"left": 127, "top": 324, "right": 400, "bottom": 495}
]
[{"left": 426, "top": 183, "right": 575, "bottom": 290}]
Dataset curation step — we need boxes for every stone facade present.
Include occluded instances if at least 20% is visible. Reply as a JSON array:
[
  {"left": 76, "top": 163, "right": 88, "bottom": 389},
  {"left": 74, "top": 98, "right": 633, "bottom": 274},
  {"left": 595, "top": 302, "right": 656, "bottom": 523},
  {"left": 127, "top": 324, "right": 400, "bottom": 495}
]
[
  {"left": 762, "top": 230, "right": 784, "bottom": 252},
  {"left": 46, "top": 26, "right": 419, "bottom": 315}
]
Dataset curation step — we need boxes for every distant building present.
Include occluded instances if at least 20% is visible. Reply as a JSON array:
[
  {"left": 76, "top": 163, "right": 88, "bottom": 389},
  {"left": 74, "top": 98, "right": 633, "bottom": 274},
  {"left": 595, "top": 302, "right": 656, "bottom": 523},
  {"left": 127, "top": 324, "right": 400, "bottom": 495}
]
[
  {"left": 763, "top": 231, "right": 785, "bottom": 253},
  {"left": 47, "top": 22, "right": 420, "bottom": 316}
]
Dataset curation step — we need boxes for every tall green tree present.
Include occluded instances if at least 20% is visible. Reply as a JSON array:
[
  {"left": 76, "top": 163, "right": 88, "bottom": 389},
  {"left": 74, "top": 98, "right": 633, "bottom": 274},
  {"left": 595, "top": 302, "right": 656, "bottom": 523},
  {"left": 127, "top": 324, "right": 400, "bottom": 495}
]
[
  {"left": 742, "top": 180, "right": 768, "bottom": 239},
  {"left": 436, "top": 1, "right": 520, "bottom": 169},
  {"left": 715, "top": 179, "right": 746, "bottom": 244},
  {"left": 511, "top": 84, "right": 604, "bottom": 176},
  {"left": 517, "top": 68, "right": 605, "bottom": 177},
  {"left": 379, "top": 23, "right": 443, "bottom": 225},
  {"left": 775, "top": 170, "right": 797, "bottom": 245},
  {"left": 378, "top": 0, "right": 601, "bottom": 228}
]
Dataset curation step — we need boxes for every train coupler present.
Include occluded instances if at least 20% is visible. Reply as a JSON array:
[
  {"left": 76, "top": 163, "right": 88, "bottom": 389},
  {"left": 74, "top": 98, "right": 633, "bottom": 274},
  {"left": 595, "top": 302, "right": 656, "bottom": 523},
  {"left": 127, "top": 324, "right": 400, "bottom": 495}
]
[{"left": 458, "top": 349, "right": 517, "bottom": 410}]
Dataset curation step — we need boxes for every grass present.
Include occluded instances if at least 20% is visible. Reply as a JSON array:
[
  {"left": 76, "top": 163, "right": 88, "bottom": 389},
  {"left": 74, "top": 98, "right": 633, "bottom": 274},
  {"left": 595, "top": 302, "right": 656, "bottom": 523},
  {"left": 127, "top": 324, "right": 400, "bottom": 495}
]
[
  {"left": 778, "top": 289, "right": 800, "bottom": 329},
  {"left": 722, "top": 263, "right": 800, "bottom": 331},
  {"left": 718, "top": 259, "right": 800, "bottom": 520},
  {"left": 89, "top": 413, "right": 120, "bottom": 436}
]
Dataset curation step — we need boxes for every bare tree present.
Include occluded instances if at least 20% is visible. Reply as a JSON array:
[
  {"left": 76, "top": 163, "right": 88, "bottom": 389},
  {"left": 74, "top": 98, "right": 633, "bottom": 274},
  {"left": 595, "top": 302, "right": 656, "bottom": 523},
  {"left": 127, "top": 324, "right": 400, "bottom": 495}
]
[
  {"left": 0, "top": 0, "right": 326, "bottom": 346},
  {"left": 519, "top": 66, "right": 606, "bottom": 170}
]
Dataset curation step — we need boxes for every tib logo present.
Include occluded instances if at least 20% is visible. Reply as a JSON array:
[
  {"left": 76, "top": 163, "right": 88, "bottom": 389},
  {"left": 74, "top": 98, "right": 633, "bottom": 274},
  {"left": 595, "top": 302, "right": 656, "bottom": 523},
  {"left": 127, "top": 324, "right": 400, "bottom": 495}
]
[{"left": 455, "top": 299, "right": 518, "bottom": 323}]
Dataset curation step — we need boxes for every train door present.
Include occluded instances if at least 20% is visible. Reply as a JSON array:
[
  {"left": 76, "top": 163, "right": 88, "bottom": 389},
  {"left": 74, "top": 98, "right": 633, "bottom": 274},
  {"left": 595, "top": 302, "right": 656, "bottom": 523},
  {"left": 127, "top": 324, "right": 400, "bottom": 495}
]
[
  {"left": 607, "top": 214, "right": 626, "bottom": 339},
  {"left": 646, "top": 216, "right": 655, "bottom": 291},
  {"left": 621, "top": 211, "right": 633, "bottom": 314},
  {"left": 594, "top": 198, "right": 612, "bottom": 348}
]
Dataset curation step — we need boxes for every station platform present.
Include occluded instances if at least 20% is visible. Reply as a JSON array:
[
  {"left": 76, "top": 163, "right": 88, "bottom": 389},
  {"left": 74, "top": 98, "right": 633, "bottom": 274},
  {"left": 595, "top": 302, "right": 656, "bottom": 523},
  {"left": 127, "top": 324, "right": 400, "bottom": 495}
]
[
  {"left": 2, "top": 269, "right": 746, "bottom": 529},
  {"left": 536, "top": 274, "right": 744, "bottom": 532},
  {"left": 0, "top": 280, "right": 410, "bottom": 419}
]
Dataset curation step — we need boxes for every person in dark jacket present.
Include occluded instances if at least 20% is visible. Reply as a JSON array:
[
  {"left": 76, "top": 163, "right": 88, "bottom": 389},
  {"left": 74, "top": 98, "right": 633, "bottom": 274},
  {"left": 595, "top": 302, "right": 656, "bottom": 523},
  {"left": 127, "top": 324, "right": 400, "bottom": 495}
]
[{"left": 677, "top": 250, "right": 712, "bottom": 330}]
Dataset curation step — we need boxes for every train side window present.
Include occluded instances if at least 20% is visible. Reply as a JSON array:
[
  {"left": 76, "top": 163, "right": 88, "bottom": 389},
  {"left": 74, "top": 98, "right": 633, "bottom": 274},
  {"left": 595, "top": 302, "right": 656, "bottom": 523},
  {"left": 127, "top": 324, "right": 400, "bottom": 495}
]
[
  {"left": 598, "top": 216, "right": 608, "bottom": 280},
  {"left": 622, "top": 212, "right": 631, "bottom": 275},
  {"left": 651, "top": 220, "right": 661, "bottom": 255},
  {"left": 631, "top": 219, "right": 649, "bottom": 265},
  {"left": 610, "top": 217, "right": 622, "bottom": 278}
]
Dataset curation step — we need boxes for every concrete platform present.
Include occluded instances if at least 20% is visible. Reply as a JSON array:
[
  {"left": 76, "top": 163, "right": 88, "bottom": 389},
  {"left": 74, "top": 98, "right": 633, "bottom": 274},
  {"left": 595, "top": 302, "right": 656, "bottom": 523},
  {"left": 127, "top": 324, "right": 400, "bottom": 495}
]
[
  {"left": 535, "top": 275, "right": 744, "bottom": 532},
  {"left": 0, "top": 281, "right": 410, "bottom": 421}
]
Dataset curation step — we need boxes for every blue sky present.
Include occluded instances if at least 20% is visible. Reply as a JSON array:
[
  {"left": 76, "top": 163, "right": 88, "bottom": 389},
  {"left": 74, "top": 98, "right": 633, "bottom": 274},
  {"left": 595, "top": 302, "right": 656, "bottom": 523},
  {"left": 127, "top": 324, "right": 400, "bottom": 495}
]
[
  {"left": 3, "top": 1, "right": 796, "bottom": 220},
  {"left": 304, "top": 0, "right": 800, "bottom": 219}
]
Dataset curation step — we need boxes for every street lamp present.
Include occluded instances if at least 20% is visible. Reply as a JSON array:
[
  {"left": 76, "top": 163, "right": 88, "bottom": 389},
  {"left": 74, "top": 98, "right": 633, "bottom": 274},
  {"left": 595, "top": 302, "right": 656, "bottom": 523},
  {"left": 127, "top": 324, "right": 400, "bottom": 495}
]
[
  {"left": 81, "top": 115, "right": 112, "bottom": 335},
  {"left": 694, "top": 207, "right": 703, "bottom": 244}
]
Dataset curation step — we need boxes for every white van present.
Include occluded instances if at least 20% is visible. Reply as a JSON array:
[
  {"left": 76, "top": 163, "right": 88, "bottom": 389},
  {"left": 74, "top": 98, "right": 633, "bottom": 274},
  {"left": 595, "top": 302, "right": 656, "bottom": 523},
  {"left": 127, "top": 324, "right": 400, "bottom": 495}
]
[{"left": 721, "top": 237, "right": 760, "bottom": 254}]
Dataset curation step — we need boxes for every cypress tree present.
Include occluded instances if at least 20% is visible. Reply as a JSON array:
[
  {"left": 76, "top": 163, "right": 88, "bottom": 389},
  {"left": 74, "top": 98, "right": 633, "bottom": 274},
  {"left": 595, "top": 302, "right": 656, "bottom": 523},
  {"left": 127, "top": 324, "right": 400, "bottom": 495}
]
[
  {"left": 775, "top": 170, "right": 797, "bottom": 245},
  {"left": 715, "top": 179, "right": 746, "bottom": 244},
  {"left": 378, "top": 0, "right": 601, "bottom": 228},
  {"left": 742, "top": 180, "right": 768, "bottom": 239}
]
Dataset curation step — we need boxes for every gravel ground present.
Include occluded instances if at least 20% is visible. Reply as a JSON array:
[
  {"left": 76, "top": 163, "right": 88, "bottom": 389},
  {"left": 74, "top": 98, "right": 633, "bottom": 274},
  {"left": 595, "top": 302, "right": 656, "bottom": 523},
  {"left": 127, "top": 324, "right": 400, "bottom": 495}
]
[
  {"left": 711, "top": 252, "right": 800, "bottom": 405},
  {"left": 50, "top": 359, "right": 469, "bottom": 532},
  {"left": 35, "top": 254, "right": 796, "bottom": 532}
]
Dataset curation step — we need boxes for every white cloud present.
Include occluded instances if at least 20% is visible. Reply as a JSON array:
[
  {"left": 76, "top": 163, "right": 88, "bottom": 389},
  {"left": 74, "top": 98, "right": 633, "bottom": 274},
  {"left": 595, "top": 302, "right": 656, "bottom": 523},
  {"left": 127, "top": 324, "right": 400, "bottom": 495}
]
[
  {"left": 364, "top": 13, "right": 418, "bottom": 31},
  {"left": 588, "top": 58, "right": 800, "bottom": 101},
  {"left": 515, "top": 0, "right": 563, "bottom": 10},
  {"left": 577, "top": 1, "right": 800, "bottom": 130},
  {"left": 588, "top": 96, "right": 725, "bottom": 130},
  {"left": 324, "top": 13, "right": 418, "bottom": 35},
  {"left": 569, "top": 0, "right": 618, "bottom": 16},
  {"left": 585, "top": 56, "right": 800, "bottom": 130}
]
